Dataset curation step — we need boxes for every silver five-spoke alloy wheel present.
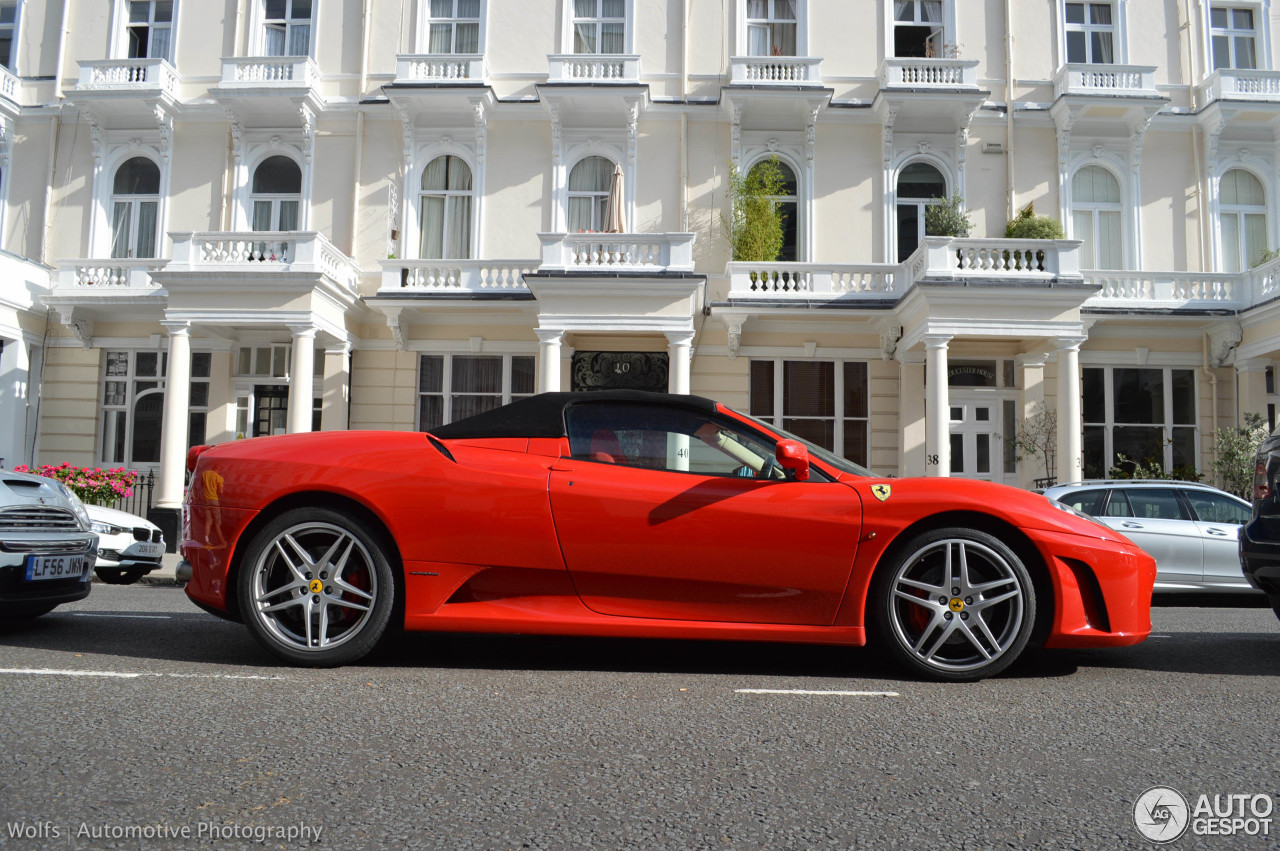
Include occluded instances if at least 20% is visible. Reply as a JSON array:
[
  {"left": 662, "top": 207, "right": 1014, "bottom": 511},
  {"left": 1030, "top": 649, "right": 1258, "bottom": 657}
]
[
  {"left": 873, "top": 528, "right": 1036, "bottom": 681},
  {"left": 239, "top": 508, "right": 396, "bottom": 666}
]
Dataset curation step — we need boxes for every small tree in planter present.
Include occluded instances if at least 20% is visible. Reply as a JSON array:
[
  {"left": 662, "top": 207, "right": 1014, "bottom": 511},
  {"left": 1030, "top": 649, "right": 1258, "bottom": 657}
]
[
  {"left": 1212, "top": 412, "right": 1270, "bottom": 499},
  {"left": 1004, "top": 202, "right": 1065, "bottom": 240},
  {"left": 723, "top": 158, "right": 786, "bottom": 263},
  {"left": 924, "top": 193, "right": 972, "bottom": 238},
  {"left": 1013, "top": 403, "right": 1057, "bottom": 485}
]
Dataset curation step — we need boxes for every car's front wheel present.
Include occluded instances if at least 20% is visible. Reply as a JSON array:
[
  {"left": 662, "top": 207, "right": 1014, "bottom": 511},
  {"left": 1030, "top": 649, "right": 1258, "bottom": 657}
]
[
  {"left": 870, "top": 527, "right": 1036, "bottom": 681},
  {"left": 237, "top": 508, "right": 397, "bottom": 666}
]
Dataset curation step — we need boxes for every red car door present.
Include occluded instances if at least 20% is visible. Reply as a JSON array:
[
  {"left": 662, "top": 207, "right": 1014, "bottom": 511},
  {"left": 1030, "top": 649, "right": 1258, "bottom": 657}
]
[{"left": 547, "top": 402, "right": 863, "bottom": 625}]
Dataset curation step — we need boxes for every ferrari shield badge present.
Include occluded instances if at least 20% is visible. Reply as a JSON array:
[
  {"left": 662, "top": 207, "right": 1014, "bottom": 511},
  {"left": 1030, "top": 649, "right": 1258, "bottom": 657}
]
[{"left": 870, "top": 483, "right": 891, "bottom": 502}]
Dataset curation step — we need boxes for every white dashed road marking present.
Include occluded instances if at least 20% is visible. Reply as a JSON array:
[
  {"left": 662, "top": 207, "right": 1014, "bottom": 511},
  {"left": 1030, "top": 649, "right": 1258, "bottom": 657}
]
[
  {"left": 735, "top": 688, "right": 900, "bottom": 697},
  {"left": 72, "top": 613, "right": 172, "bottom": 619},
  {"left": 0, "top": 668, "right": 285, "bottom": 680}
]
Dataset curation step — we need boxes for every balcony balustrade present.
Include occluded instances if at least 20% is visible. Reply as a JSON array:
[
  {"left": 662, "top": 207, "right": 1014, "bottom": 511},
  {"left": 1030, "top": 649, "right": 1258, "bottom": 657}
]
[
  {"left": 379, "top": 260, "right": 534, "bottom": 294},
  {"left": 539, "top": 232, "right": 695, "bottom": 272},
  {"left": 0, "top": 66, "right": 20, "bottom": 101},
  {"left": 728, "top": 56, "right": 823, "bottom": 86},
  {"left": 1054, "top": 63, "right": 1159, "bottom": 99},
  {"left": 879, "top": 58, "right": 980, "bottom": 89},
  {"left": 75, "top": 58, "right": 180, "bottom": 94},
  {"left": 394, "top": 54, "right": 488, "bottom": 84},
  {"left": 1199, "top": 68, "right": 1280, "bottom": 103},
  {"left": 219, "top": 56, "right": 319, "bottom": 87},
  {"left": 168, "top": 231, "right": 358, "bottom": 292},
  {"left": 56, "top": 259, "right": 166, "bottom": 290},
  {"left": 546, "top": 54, "right": 641, "bottom": 84}
]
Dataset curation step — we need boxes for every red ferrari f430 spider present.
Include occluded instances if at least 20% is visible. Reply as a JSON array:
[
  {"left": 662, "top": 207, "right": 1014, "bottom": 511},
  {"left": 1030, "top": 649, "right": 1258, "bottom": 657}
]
[{"left": 181, "top": 391, "right": 1154, "bottom": 680}]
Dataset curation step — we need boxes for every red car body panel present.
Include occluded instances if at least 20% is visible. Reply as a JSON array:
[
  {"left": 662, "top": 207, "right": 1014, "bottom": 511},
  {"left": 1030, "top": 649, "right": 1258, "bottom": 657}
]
[{"left": 183, "top": 402, "right": 1155, "bottom": 653}]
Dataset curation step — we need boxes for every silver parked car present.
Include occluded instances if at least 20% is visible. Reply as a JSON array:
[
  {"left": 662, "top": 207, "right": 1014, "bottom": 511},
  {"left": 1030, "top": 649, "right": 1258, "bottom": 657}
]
[
  {"left": 1043, "top": 480, "right": 1258, "bottom": 594},
  {"left": 0, "top": 470, "right": 97, "bottom": 619}
]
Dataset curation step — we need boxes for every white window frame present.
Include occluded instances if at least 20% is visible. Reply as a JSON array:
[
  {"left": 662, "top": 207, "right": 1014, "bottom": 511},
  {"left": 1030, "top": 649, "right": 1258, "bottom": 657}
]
[
  {"left": 748, "top": 358, "right": 870, "bottom": 467},
  {"left": 886, "top": 0, "right": 955, "bottom": 59},
  {"left": 891, "top": 156, "right": 951, "bottom": 263},
  {"left": 0, "top": 0, "right": 22, "bottom": 71},
  {"left": 1217, "top": 166, "right": 1270, "bottom": 273},
  {"left": 1209, "top": 2, "right": 1264, "bottom": 71},
  {"left": 256, "top": 0, "right": 314, "bottom": 57},
  {"left": 108, "top": 155, "right": 163, "bottom": 259},
  {"left": 420, "top": 0, "right": 484, "bottom": 55},
  {"left": 739, "top": 0, "right": 807, "bottom": 58},
  {"left": 562, "top": 0, "right": 633, "bottom": 55},
  {"left": 1063, "top": 1, "right": 1116, "bottom": 64},
  {"left": 249, "top": 154, "right": 303, "bottom": 232},
  {"left": 1081, "top": 364, "right": 1200, "bottom": 477},
  {"left": 112, "top": 0, "right": 176, "bottom": 62},
  {"left": 235, "top": 144, "right": 310, "bottom": 232},
  {"left": 416, "top": 353, "right": 537, "bottom": 431},
  {"left": 566, "top": 155, "right": 614, "bottom": 234},
  {"left": 100, "top": 349, "right": 210, "bottom": 467},
  {"left": 1070, "top": 163, "right": 1126, "bottom": 270},
  {"left": 744, "top": 154, "right": 801, "bottom": 262},
  {"left": 416, "top": 153, "right": 475, "bottom": 259}
]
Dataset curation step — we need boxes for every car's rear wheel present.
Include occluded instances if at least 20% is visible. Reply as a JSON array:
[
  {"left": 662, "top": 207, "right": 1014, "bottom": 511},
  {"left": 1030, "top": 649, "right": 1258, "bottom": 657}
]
[
  {"left": 870, "top": 527, "right": 1036, "bottom": 682},
  {"left": 237, "top": 508, "right": 396, "bottom": 666}
]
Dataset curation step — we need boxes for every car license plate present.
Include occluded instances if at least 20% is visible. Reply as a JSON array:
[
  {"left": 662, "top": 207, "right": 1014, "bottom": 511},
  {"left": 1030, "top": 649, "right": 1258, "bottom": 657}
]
[
  {"left": 24, "top": 554, "right": 90, "bottom": 581},
  {"left": 131, "top": 542, "right": 164, "bottom": 557}
]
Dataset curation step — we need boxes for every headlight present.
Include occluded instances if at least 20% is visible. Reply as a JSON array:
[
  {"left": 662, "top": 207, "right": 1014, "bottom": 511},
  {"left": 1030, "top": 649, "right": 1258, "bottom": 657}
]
[
  {"left": 1046, "top": 497, "right": 1114, "bottom": 532},
  {"left": 57, "top": 484, "right": 92, "bottom": 531},
  {"left": 91, "top": 521, "right": 127, "bottom": 536}
]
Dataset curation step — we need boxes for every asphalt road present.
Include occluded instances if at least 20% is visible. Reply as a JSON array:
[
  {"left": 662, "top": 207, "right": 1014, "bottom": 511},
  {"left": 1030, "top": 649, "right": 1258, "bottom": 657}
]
[{"left": 1, "top": 586, "right": 1277, "bottom": 850}]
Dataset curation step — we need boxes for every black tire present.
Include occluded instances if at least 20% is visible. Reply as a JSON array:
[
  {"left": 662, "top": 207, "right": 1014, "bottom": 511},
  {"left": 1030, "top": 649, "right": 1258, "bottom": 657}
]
[
  {"left": 95, "top": 567, "right": 129, "bottom": 584},
  {"left": 237, "top": 507, "right": 396, "bottom": 666},
  {"left": 119, "top": 569, "right": 146, "bottom": 584},
  {"left": 869, "top": 527, "right": 1036, "bottom": 682},
  {"left": 1271, "top": 599, "right": 1280, "bottom": 623}
]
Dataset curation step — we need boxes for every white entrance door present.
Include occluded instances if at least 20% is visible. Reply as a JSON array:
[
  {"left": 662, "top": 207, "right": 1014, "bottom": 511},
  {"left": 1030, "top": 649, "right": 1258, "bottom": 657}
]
[{"left": 949, "top": 399, "right": 1003, "bottom": 482}]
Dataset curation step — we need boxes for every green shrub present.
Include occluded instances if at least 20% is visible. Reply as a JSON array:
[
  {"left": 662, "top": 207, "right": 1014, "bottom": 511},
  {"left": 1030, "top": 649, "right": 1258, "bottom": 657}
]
[
  {"left": 1005, "top": 202, "right": 1065, "bottom": 240},
  {"left": 924, "top": 193, "right": 972, "bottom": 238},
  {"left": 723, "top": 159, "right": 786, "bottom": 263}
]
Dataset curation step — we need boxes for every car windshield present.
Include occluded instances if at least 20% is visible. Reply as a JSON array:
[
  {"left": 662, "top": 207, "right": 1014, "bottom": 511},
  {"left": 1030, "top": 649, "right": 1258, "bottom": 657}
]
[{"left": 739, "top": 412, "right": 874, "bottom": 478}]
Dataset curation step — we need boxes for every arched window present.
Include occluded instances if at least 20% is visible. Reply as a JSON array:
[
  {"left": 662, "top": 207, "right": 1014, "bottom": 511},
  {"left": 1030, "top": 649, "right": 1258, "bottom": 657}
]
[
  {"left": 419, "top": 154, "right": 473, "bottom": 259},
  {"left": 251, "top": 156, "right": 302, "bottom": 231},
  {"left": 1220, "top": 168, "right": 1268, "bottom": 272},
  {"left": 748, "top": 158, "right": 798, "bottom": 261},
  {"left": 110, "top": 157, "right": 161, "bottom": 258},
  {"left": 1072, "top": 165, "right": 1123, "bottom": 270},
  {"left": 568, "top": 156, "right": 614, "bottom": 233},
  {"left": 896, "top": 161, "right": 945, "bottom": 261}
]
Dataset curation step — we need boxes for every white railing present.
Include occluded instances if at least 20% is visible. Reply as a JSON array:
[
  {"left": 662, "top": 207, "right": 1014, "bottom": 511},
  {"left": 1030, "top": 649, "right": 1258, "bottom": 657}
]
[
  {"left": 1054, "top": 63, "right": 1158, "bottom": 98},
  {"left": 378, "top": 260, "right": 534, "bottom": 294},
  {"left": 57, "top": 260, "right": 165, "bottom": 289},
  {"left": 908, "top": 237, "right": 1083, "bottom": 284},
  {"left": 879, "top": 58, "right": 980, "bottom": 89},
  {"left": 729, "top": 56, "right": 823, "bottom": 86},
  {"left": 727, "top": 263, "right": 897, "bottom": 299},
  {"left": 76, "top": 58, "right": 180, "bottom": 93},
  {"left": 168, "top": 231, "right": 358, "bottom": 292},
  {"left": 1084, "top": 271, "right": 1239, "bottom": 307},
  {"left": 538, "top": 232, "right": 695, "bottom": 272},
  {"left": 394, "top": 54, "right": 487, "bottom": 83},
  {"left": 221, "top": 56, "right": 319, "bottom": 86},
  {"left": 546, "top": 54, "right": 641, "bottom": 83},
  {"left": 0, "top": 66, "right": 20, "bottom": 101},
  {"left": 1199, "top": 68, "right": 1280, "bottom": 103}
]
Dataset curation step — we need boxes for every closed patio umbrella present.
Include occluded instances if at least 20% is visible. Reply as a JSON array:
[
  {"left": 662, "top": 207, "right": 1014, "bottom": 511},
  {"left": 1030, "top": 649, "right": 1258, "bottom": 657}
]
[{"left": 603, "top": 164, "right": 626, "bottom": 233}]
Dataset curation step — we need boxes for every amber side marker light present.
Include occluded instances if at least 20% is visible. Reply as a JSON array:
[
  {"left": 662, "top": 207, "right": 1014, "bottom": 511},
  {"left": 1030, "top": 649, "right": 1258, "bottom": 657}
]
[
  {"left": 187, "top": 444, "right": 211, "bottom": 473},
  {"left": 1254, "top": 460, "right": 1271, "bottom": 501}
]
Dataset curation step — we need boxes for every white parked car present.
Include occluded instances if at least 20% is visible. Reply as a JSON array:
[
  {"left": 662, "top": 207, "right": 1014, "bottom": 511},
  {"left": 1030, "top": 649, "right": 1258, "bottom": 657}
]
[{"left": 86, "top": 504, "right": 165, "bottom": 584}]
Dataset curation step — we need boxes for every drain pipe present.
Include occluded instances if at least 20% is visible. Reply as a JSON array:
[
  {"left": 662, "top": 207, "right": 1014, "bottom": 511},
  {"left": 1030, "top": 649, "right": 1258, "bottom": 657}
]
[
  {"left": 1004, "top": 0, "right": 1015, "bottom": 220},
  {"left": 680, "top": 0, "right": 690, "bottom": 231},
  {"left": 1203, "top": 332, "right": 1220, "bottom": 474}
]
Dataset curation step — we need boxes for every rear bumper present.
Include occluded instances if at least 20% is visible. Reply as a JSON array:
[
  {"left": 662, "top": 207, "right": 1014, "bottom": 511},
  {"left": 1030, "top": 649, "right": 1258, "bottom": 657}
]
[{"left": 1240, "top": 518, "right": 1280, "bottom": 600}]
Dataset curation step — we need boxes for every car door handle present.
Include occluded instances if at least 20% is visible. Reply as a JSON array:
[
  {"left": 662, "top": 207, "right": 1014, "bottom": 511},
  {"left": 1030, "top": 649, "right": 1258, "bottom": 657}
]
[
  {"left": 1121, "top": 521, "right": 1143, "bottom": 529},
  {"left": 1206, "top": 528, "right": 1229, "bottom": 536}
]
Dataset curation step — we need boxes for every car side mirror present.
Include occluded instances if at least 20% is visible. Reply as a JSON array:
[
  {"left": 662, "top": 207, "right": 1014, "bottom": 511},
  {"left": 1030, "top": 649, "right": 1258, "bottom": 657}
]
[{"left": 776, "top": 440, "right": 810, "bottom": 481}]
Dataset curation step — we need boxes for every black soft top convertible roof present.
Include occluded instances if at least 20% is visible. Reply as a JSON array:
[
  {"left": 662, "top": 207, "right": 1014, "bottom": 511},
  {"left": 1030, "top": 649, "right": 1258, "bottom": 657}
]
[{"left": 430, "top": 390, "right": 720, "bottom": 440}]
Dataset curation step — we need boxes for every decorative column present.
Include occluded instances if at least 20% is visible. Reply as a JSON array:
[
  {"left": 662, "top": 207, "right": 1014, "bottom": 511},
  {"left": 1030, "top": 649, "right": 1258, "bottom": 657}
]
[
  {"left": 287, "top": 325, "right": 316, "bottom": 434},
  {"left": 924, "top": 334, "right": 953, "bottom": 477},
  {"left": 666, "top": 330, "right": 694, "bottom": 395},
  {"left": 1236, "top": 358, "right": 1270, "bottom": 423},
  {"left": 1055, "top": 337, "right": 1087, "bottom": 485},
  {"left": 897, "top": 352, "right": 926, "bottom": 477},
  {"left": 155, "top": 321, "right": 192, "bottom": 512},
  {"left": 321, "top": 343, "right": 352, "bottom": 432},
  {"left": 536, "top": 329, "right": 565, "bottom": 392}
]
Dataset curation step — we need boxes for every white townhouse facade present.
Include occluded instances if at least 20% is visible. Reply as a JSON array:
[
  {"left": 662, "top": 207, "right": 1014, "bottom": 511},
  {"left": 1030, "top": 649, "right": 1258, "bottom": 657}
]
[{"left": 3, "top": 0, "right": 1280, "bottom": 538}]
